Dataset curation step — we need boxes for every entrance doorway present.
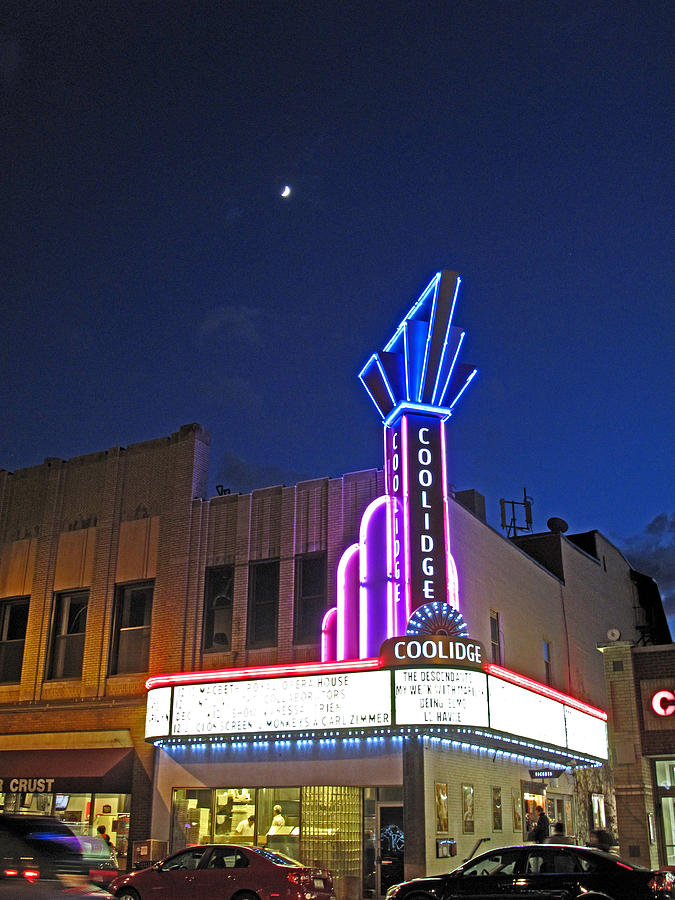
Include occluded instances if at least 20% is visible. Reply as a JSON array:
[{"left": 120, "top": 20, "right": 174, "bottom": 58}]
[
  {"left": 377, "top": 804, "right": 404, "bottom": 897},
  {"left": 522, "top": 787, "right": 545, "bottom": 840}
]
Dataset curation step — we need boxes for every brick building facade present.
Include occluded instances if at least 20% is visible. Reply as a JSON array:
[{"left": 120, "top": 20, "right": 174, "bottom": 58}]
[
  {"left": 601, "top": 642, "right": 675, "bottom": 868},
  {"left": 0, "top": 422, "right": 670, "bottom": 896}
]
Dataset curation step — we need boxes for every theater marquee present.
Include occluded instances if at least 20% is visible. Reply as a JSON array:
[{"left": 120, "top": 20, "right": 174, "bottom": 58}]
[{"left": 145, "top": 638, "right": 608, "bottom": 766}]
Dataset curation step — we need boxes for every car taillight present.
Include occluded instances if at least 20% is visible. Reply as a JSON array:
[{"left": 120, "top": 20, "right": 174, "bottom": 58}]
[
  {"left": 287, "top": 870, "right": 312, "bottom": 884},
  {"left": 22, "top": 869, "right": 40, "bottom": 883},
  {"left": 2, "top": 869, "right": 19, "bottom": 877},
  {"left": 649, "top": 871, "right": 675, "bottom": 895}
]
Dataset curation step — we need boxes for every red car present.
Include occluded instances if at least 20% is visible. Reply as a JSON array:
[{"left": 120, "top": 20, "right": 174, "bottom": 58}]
[{"left": 108, "top": 843, "right": 336, "bottom": 900}]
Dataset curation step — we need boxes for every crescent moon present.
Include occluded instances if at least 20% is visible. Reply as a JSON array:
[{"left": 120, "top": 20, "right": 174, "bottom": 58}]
[{"left": 281, "top": 185, "right": 291, "bottom": 198}]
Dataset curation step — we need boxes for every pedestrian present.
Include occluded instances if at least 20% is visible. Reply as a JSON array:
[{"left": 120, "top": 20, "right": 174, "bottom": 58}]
[
  {"left": 528, "top": 805, "right": 550, "bottom": 843},
  {"left": 545, "top": 821, "right": 575, "bottom": 844},
  {"left": 589, "top": 828, "right": 613, "bottom": 852}
]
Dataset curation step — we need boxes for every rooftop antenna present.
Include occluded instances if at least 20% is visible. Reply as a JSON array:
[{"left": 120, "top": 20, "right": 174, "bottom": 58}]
[{"left": 500, "top": 488, "right": 533, "bottom": 538}]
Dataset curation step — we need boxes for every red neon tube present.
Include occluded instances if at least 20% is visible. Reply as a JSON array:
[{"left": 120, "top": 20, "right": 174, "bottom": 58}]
[
  {"left": 484, "top": 663, "right": 607, "bottom": 721},
  {"left": 146, "top": 656, "right": 382, "bottom": 690}
]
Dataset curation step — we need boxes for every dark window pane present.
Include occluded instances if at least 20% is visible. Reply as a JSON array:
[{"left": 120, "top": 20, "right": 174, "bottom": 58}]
[
  {"left": 67, "top": 596, "right": 88, "bottom": 634},
  {"left": 6, "top": 601, "right": 29, "bottom": 641},
  {"left": 203, "top": 566, "right": 234, "bottom": 652},
  {"left": 116, "top": 627, "right": 151, "bottom": 674},
  {"left": 0, "top": 599, "right": 29, "bottom": 683},
  {"left": 294, "top": 553, "right": 326, "bottom": 644},
  {"left": 248, "top": 561, "right": 279, "bottom": 647},
  {"left": 124, "top": 587, "right": 153, "bottom": 627},
  {"left": 51, "top": 633, "right": 86, "bottom": 678},
  {"left": 48, "top": 592, "right": 88, "bottom": 679},
  {"left": 109, "top": 582, "right": 153, "bottom": 674},
  {"left": 0, "top": 640, "right": 24, "bottom": 682}
]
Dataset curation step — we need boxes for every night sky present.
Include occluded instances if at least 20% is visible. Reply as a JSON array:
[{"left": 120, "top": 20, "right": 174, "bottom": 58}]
[{"left": 1, "top": 2, "right": 673, "bottom": 622}]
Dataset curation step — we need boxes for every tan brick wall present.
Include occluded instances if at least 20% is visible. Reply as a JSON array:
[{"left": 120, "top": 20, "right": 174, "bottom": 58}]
[{"left": 601, "top": 642, "right": 661, "bottom": 867}]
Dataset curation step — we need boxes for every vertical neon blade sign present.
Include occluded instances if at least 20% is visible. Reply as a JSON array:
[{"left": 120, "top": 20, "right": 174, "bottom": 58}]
[{"left": 360, "top": 271, "right": 476, "bottom": 626}]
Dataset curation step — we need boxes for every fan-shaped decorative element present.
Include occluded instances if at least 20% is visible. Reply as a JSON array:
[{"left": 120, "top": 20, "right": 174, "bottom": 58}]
[
  {"left": 359, "top": 271, "right": 477, "bottom": 423},
  {"left": 406, "top": 602, "right": 468, "bottom": 638}
]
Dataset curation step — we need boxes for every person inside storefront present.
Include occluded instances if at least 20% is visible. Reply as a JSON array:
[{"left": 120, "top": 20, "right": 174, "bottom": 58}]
[
  {"left": 545, "top": 821, "right": 575, "bottom": 844},
  {"left": 97, "top": 824, "right": 115, "bottom": 850},
  {"left": 267, "top": 805, "right": 285, "bottom": 834},
  {"left": 235, "top": 814, "right": 256, "bottom": 836},
  {"left": 217, "top": 794, "right": 234, "bottom": 834},
  {"left": 589, "top": 828, "right": 613, "bottom": 852},
  {"left": 528, "top": 805, "right": 550, "bottom": 842}
]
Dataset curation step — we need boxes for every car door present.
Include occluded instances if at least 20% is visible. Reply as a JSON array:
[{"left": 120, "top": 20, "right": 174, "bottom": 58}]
[
  {"left": 447, "top": 848, "right": 524, "bottom": 899},
  {"left": 189, "top": 846, "right": 252, "bottom": 899},
  {"left": 148, "top": 845, "right": 211, "bottom": 899},
  {"left": 515, "top": 847, "right": 588, "bottom": 899}
]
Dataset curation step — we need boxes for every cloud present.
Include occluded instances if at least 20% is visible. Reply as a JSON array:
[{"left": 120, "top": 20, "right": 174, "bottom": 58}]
[
  {"left": 620, "top": 513, "right": 675, "bottom": 627},
  {"left": 216, "top": 451, "right": 309, "bottom": 494},
  {"left": 197, "top": 304, "right": 262, "bottom": 343}
]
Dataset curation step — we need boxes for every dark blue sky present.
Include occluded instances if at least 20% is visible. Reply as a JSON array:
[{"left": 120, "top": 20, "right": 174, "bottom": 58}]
[{"left": 1, "top": 2, "right": 673, "bottom": 617}]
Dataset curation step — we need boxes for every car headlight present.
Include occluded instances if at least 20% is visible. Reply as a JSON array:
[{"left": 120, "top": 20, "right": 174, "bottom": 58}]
[{"left": 385, "top": 886, "right": 402, "bottom": 899}]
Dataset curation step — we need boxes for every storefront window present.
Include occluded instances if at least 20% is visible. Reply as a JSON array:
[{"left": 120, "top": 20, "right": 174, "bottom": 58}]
[
  {"left": 229, "top": 788, "right": 256, "bottom": 844},
  {"left": 257, "top": 787, "right": 300, "bottom": 857},
  {"left": 170, "top": 784, "right": 362, "bottom": 884},
  {"left": 663, "top": 799, "right": 675, "bottom": 866},
  {"left": 656, "top": 760, "right": 675, "bottom": 866},
  {"left": 0, "top": 791, "right": 131, "bottom": 867},
  {"left": 93, "top": 794, "right": 131, "bottom": 864},
  {"left": 171, "top": 789, "right": 213, "bottom": 849},
  {"left": 656, "top": 760, "right": 675, "bottom": 788}
]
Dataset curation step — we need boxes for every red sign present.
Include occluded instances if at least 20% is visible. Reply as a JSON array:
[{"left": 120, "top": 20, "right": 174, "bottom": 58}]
[{"left": 651, "top": 690, "right": 675, "bottom": 716}]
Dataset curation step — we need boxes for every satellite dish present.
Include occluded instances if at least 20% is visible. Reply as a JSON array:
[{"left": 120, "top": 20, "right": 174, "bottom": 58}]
[
  {"left": 547, "top": 517, "right": 569, "bottom": 534},
  {"left": 607, "top": 628, "right": 621, "bottom": 642}
]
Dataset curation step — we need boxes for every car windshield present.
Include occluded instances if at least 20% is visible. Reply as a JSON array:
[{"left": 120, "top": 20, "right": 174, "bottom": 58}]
[{"left": 251, "top": 847, "right": 304, "bottom": 867}]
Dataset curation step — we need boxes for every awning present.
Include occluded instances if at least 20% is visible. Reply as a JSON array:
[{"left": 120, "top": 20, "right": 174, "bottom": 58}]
[{"left": 0, "top": 748, "right": 134, "bottom": 794}]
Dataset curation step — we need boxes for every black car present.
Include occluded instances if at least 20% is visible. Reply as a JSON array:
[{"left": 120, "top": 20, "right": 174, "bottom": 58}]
[
  {"left": 0, "top": 814, "right": 108, "bottom": 891},
  {"left": 385, "top": 844, "right": 675, "bottom": 899}
]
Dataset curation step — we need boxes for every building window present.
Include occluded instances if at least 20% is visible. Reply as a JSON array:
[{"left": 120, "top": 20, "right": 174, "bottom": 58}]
[
  {"left": 294, "top": 553, "right": 326, "bottom": 644},
  {"left": 543, "top": 640, "right": 552, "bottom": 685},
  {"left": 490, "top": 610, "right": 502, "bottom": 665},
  {"left": 47, "top": 590, "right": 88, "bottom": 679},
  {"left": 0, "top": 597, "right": 29, "bottom": 683},
  {"left": 109, "top": 581, "right": 153, "bottom": 675},
  {"left": 247, "top": 560, "right": 279, "bottom": 647},
  {"left": 203, "top": 566, "right": 234, "bottom": 653}
]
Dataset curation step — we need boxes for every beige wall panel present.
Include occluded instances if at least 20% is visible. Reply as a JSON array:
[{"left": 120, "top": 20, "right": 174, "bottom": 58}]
[
  {"left": 54, "top": 528, "right": 97, "bottom": 591},
  {"left": 116, "top": 517, "right": 160, "bottom": 583},
  {"left": 0, "top": 539, "right": 36, "bottom": 598},
  {"left": 250, "top": 490, "right": 282, "bottom": 560}
]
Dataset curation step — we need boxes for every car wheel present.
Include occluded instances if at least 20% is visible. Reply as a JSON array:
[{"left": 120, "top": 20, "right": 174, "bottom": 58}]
[
  {"left": 116, "top": 889, "right": 141, "bottom": 900},
  {"left": 231, "top": 892, "right": 260, "bottom": 900}
]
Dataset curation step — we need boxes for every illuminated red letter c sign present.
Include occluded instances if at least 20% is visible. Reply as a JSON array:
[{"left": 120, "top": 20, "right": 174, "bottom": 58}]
[{"left": 651, "top": 690, "right": 675, "bottom": 717}]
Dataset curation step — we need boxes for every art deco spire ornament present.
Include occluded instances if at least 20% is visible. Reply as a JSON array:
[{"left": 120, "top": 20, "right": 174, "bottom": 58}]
[{"left": 322, "top": 272, "right": 477, "bottom": 661}]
